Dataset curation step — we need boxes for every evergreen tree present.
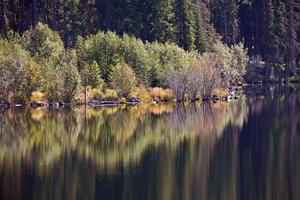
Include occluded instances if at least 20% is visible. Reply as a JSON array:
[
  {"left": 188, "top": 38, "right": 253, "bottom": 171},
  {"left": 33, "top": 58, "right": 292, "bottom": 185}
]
[
  {"left": 262, "top": 0, "right": 278, "bottom": 79},
  {"left": 60, "top": 0, "right": 82, "bottom": 47},
  {"left": 0, "top": 0, "right": 8, "bottom": 37},
  {"left": 194, "top": 9, "right": 207, "bottom": 53},
  {"left": 210, "top": 0, "right": 239, "bottom": 45},
  {"left": 273, "top": 0, "right": 287, "bottom": 65},
  {"left": 153, "top": 0, "right": 176, "bottom": 43},
  {"left": 285, "top": 0, "right": 300, "bottom": 79},
  {"left": 175, "top": 0, "right": 196, "bottom": 50}
]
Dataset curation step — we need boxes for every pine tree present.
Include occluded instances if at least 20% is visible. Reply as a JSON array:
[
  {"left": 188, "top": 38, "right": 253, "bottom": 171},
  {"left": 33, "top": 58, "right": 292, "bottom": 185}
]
[
  {"left": 210, "top": 0, "right": 239, "bottom": 45},
  {"left": 285, "top": 0, "right": 300, "bottom": 79},
  {"left": 262, "top": 0, "right": 278, "bottom": 79},
  {"left": 152, "top": 0, "right": 176, "bottom": 43},
  {"left": 273, "top": 0, "right": 287, "bottom": 65},
  {"left": 60, "top": 0, "right": 82, "bottom": 47},
  {"left": 175, "top": 0, "right": 196, "bottom": 50},
  {"left": 0, "top": 0, "right": 8, "bottom": 37},
  {"left": 194, "top": 12, "right": 207, "bottom": 53}
]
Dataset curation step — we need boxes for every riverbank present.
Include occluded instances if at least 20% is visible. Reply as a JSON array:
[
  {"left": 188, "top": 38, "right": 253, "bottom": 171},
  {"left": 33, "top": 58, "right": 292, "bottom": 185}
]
[{"left": 1, "top": 92, "right": 241, "bottom": 110}]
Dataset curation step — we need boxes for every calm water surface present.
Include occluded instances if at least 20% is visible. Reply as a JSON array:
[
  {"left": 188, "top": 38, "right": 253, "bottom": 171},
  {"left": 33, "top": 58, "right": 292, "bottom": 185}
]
[{"left": 0, "top": 86, "right": 299, "bottom": 200}]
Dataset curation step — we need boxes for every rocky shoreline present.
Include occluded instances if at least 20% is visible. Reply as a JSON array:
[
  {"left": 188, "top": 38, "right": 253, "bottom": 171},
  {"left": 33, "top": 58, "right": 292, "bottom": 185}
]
[{"left": 0, "top": 94, "right": 240, "bottom": 110}]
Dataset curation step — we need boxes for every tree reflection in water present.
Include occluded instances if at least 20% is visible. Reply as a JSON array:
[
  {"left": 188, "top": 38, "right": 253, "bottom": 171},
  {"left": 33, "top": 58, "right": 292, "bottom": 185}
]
[{"left": 0, "top": 89, "right": 299, "bottom": 200}]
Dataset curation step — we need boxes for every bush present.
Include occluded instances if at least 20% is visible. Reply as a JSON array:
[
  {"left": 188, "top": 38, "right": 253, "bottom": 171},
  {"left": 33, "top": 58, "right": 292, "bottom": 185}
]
[
  {"left": 80, "top": 61, "right": 104, "bottom": 89},
  {"left": 76, "top": 32, "right": 152, "bottom": 84},
  {"left": 150, "top": 87, "right": 175, "bottom": 102},
  {"left": 110, "top": 62, "right": 137, "bottom": 98},
  {"left": 88, "top": 88, "right": 105, "bottom": 101},
  {"left": 57, "top": 50, "right": 81, "bottom": 102},
  {"left": 21, "top": 23, "right": 65, "bottom": 65},
  {"left": 212, "top": 41, "right": 248, "bottom": 83},
  {"left": 104, "top": 89, "right": 119, "bottom": 101},
  {"left": 31, "top": 91, "right": 46, "bottom": 103},
  {"left": 213, "top": 88, "right": 230, "bottom": 97},
  {"left": 9, "top": 92, "right": 27, "bottom": 105},
  {"left": 128, "top": 85, "right": 151, "bottom": 101},
  {"left": 0, "top": 37, "right": 41, "bottom": 102},
  {"left": 145, "top": 42, "right": 197, "bottom": 86}
]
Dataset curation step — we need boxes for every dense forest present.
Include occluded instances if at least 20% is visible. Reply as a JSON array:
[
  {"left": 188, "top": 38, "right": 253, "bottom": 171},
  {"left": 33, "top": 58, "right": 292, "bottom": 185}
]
[
  {"left": 0, "top": 0, "right": 299, "bottom": 74},
  {"left": 0, "top": 0, "right": 299, "bottom": 105}
]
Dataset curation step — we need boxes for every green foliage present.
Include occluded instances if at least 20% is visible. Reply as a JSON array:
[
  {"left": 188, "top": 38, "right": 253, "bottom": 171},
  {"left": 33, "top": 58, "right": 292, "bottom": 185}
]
[
  {"left": 76, "top": 32, "right": 122, "bottom": 83},
  {"left": 21, "top": 23, "right": 65, "bottom": 65},
  {"left": 152, "top": 0, "right": 176, "bottom": 43},
  {"left": 174, "top": 0, "right": 196, "bottom": 51},
  {"left": 212, "top": 41, "right": 248, "bottom": 83},
  {"left": 230, "top": 42, "right": 249, "bottom": 81},
  {"left": 145, "top": 42, "right": 197, "bottom": 86},
  {"left": 110, "top": 62, "right": 137, "bottom": 98},
  {"left": 0, "top": 22, "right": 250, "bottom": 104},
  {"left": 194, "top": 13, "right": 208, "bottom": 53},
  {"left": 0, "top": 37, "right": 41, "bottom": 101},
  {"left": 58, "top": 50, "right": 81, "bottom": 102},
  {"left": 76, "top": 31, "right": 197, "bottom": 86},
  {"left": 212, "top": 41, "right": 233, "bottom": 82},
  {"left": 104, "top": 89, "right": 119, "bottom": 101},
  {"left": 80, "top": 61, "right": 103, "bottom": 89},
  {"left": 119, "top": 34, "right": 152, "bottom": 84}
]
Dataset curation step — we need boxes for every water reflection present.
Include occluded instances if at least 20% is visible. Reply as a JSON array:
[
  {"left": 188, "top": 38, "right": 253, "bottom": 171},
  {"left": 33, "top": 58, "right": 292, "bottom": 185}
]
[{"left": 0, "top": 89, "right": 299, "bottom": 200}]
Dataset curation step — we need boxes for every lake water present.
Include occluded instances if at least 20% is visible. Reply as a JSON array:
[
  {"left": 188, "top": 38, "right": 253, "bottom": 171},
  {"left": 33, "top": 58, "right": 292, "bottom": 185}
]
[{"left": 0, "top": 86, "right": 299, "bottom": 200}]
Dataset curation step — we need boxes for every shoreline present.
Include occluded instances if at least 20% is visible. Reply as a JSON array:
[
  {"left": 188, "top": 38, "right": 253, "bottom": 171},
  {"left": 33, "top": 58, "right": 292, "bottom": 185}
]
[{"left": 0, "top": 94, "right": 240, "bottom": 110}]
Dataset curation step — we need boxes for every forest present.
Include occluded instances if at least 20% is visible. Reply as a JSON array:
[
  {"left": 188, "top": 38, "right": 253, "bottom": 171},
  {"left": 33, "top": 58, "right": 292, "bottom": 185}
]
[{"left": 0, "top": 0, "right": 299, "bottom": 106}]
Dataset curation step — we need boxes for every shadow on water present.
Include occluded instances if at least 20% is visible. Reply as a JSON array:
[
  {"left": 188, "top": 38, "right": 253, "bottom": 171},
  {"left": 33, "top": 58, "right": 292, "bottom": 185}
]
[{"left": 0, "top": 86, "right": 299, "bottom": 200}]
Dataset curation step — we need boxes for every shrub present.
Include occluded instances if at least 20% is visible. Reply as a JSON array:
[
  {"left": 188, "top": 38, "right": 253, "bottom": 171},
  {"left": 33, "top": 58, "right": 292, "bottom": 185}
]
[
  {"left": 213, "top": 88, "right": 230, "bottom": 97},
  {"left": 104, "top": 89, "right": 118, "bottom": 101},
  {"left": 161, "top": 89, "right": 176, "bottom": 102},
  {"left": 0, "top": 37, "right": 41, "bottom": 102},
  {"left": 80, "top": 61, "right": 103, "bottom": 89},
  {"left": 212, "top": 41, "right": 248, "bottom": 83},
  {"left": 88, "top": 88, "right": 105, "bottom": 101},
  {"left": 166, "top": 69, "right": 190, "bottom": 101},
  {"left": 128, "top": 85, "right": 151, "bottom": 101},
  {"left": 57, "top": 50, "right": 81, "bottom": 102},
  {"left": 150, "top": 87, "right": 175, "bottom": 102},
  {"left": 31, "top": 91, "right": 46, "bottom": 103},
  {"left": 21, "top": 23, "right": 65, "bottom": 65},
  {"left": 150, "top": 87, "right": 165, "bottom": 100},
  {"left": 110, "top": 62, "right": 137, "bottom": 98},
  {"left": 9, "top": 92, "right": 27, "bottom": 105}
]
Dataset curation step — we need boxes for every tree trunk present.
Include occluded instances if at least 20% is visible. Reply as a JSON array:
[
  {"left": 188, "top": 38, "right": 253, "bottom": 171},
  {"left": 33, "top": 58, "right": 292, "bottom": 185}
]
[
  {"left": 0, "top": 0, "right": 7, "bottom": 36},
  {"left": 32, "top": 0, "right": 37, "bottom": 27}
]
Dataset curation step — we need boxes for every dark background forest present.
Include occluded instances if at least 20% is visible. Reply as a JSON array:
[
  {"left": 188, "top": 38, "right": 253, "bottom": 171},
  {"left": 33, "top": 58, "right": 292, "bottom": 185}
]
[{"left": 0, "top": 0, "right": 299, "bottom": 79}]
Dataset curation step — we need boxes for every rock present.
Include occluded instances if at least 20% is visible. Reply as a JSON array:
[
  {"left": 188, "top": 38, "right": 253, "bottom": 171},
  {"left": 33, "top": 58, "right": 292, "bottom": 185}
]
[
  {"left": 100, "top": 101, "right": 119, "bottom": 105},
  {"left": 212, "top": 95, "right": 220, "bottom": 101},
  {"left": 202, "top": 97, "right": 211, "bottom": 101},
  {"left": 31, "top": 101, "right": 48, "bottom": 108},
  {"left": 49, "top": 101, "right": 59, "bottom": 108},
  {"left": 126, "top": 98, "right": 140, "bottom": 105},
  {"left": 88, "top": 100, "right": 101, "bottom": 106}
]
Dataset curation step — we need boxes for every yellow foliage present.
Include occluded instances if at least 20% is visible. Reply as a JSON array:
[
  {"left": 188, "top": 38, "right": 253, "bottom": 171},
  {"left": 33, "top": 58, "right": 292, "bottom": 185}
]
[
  {"left": 120, "top": 97, "right": 127, "bottom": 103},
  {"left": 31, "top": 91, "right": 46, "bottom": 102},
  {"left": 104, "top": 89, "right": 119, "bottom": 101},
  {"left": 213, "top": 88, "right": 230, "bottom": 97},
  {"left": 162, "top": 89, "right": 176, "bottom": 101},
  {"left": 129, "top": 85, "right": 151, "bottom": 101},
  {"left": 150, "top": 87, "right": 175, "bottom": 102},
  {"left": 88, "top": 88, "right": 105, "bottom": 100}
]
